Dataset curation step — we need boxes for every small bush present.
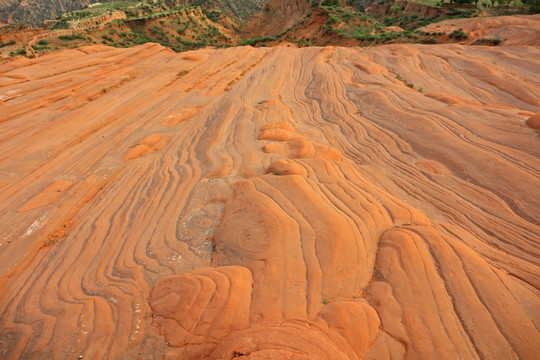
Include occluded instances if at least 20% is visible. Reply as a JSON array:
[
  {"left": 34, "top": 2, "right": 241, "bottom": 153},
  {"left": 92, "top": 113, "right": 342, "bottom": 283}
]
[
  {"left": 59, "top": 33, "right": 87, "bottom": 41},
  {"left": 238, "top": 36, "right": 277, "bottom": 47},
  {"left": 396, "top": 73, "right": 415, "bottom": 89},
  {"left": 177, "top": 69, "right": 189, "bottom": 77},
  {"left": 37, "top": 39, "right": 48, "bottom": 45},
  {"left": 449, "top": 28, "right": 468, "bottom": 40},
  {"left": 322, "top": 0, "right": 340, "bottom": 6},
  {"left": 0, "top": 39, "right": 16, "bottom": 48},
  {"left": 31, "top": 43, "right": 49, "bottom": 51},
  {"left": 9, "top": 48, "right": 26, "bottom": 57}
]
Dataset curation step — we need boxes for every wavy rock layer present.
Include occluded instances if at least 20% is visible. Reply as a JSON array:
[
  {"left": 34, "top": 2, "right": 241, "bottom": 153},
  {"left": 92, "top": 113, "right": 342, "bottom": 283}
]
[{"left": 0, "top": 41, "right": 539, "bottom": 359}]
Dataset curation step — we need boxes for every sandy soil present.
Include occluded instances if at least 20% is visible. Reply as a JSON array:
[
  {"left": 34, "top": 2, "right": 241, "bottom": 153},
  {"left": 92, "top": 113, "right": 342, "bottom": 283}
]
[{"left": 0, "top": 39, "right": 539, "bottom": 359}]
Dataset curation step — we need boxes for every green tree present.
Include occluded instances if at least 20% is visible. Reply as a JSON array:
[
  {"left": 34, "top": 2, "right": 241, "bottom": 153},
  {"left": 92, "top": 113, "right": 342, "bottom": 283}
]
[
  {"left": 523, "top": 0, "right": 540, "bottom": 11},
  {"left": 322, "top": 0, "right": 340, "bottom": 6}
]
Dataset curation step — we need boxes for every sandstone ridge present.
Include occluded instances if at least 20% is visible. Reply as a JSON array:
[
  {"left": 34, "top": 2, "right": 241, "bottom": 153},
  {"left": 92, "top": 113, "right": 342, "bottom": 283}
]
[{"left": 0, "top": 40, "right": 539, "bottom": 358}]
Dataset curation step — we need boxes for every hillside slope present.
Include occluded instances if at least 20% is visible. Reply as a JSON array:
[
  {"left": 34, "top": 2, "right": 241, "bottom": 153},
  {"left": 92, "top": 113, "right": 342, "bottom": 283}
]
[
  {"left": 0, "top": 0, "right": 266, "bottom": 27},
  {"left": 0, "top": 38, "right": 539, "bottom": 358},
  {"left": 421, "top": 14, "right": 540, "bottom": 46},
  {"left": 170, "top": 0, "right": 267, "bottom": 20},
  {"left": 0, "top": 0, "right": 117, "bottom": 27},
  {"left": 242, "top": 0, "right": 311, "bottom": 37}
]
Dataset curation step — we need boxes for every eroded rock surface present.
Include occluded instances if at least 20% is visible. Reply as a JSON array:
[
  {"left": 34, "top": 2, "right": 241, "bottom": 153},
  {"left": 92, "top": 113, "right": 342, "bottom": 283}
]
[{"left": 0, "top": 40, "right": 539, "bottom": 359}]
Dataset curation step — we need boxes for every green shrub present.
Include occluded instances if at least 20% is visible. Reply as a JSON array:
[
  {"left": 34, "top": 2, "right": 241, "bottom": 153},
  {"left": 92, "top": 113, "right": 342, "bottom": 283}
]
[
  {"left": 449, "top": 28, "right": 468, "bottom": 40},
  {"left": 523, "top": 0, "right": 540, "bottom": 13},
  {"left": 322, "top": 0, "right": 340, "bottom": 6},
  {"left": 203, "top": 9, "right": 222, "bottom": 22},
  {"left": 59, "top": 33, "right": 87, "bottom": 41},
  {"left": 9, "top": 48, "right": 26, "bottom": 57},
  {"left": 238, "top": 36, "right": 277, "bottom": 46},
  {"left": 0, "top": 39, "right": 16, "bottom": 48},
  {"left": 177, "top": 69, "right": 189, "bottom": 77},
  {"left": 31, "top": 43, "right": 50, "bottom": 51},
  {"left": 37, "top": 39, "right": 48, "bottom": 45},
  {"left": 390, "top": 5, "right": 402, "bottom": 14}
]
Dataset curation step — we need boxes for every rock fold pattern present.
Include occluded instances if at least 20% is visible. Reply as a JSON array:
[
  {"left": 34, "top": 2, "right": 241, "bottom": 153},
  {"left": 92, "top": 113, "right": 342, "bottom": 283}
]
[{"left": 0, "top": 42, "right": 539, "bottom": 359}]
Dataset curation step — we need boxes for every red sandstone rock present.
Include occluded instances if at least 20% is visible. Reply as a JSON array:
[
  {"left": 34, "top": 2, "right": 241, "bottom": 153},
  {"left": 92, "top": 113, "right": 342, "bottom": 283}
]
[
  {"left": 0, "top": 36, "right": 539, "bottom": 359},
  {"left": 526, "top": 112, "right": 540, "bottom": 129}
]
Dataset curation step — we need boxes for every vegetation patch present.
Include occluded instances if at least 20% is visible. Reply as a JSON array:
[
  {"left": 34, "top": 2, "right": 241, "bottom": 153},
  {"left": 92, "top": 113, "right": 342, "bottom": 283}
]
[
  {"left": 58, "top": 33, "right": 88, "bottom": 41},
  {"left": 449, "top": 28, "right": 469, "bottom": 40},
  {"left": 9, "top": 48, "right": 27, "bottom": 57},
  {"left": 0, "top": 39, "right": 16, "bottom": 48},
  {"left": 472, "top": 36, "right": 503, "bottom": 45},
  {"left": 395, "top": 73, "right": 417, "bottom": 90},
  {"left": 177, "top": 69, "right": 190, "bottom": 77},
  {"left": 238, "top": 36, "right": 278, "bottom": 46}
]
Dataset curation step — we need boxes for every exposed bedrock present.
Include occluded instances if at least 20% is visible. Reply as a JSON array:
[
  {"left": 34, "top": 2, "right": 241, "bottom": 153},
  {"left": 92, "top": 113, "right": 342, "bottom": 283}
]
[{"left": 0, "top": 41, "right": 539, "bottom": 359}]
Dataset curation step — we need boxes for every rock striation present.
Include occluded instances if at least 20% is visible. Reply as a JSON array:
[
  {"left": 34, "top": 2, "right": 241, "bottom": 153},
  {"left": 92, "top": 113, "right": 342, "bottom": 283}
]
[{"left": 0, "top": 39, "right": 539, "bottom": 359}]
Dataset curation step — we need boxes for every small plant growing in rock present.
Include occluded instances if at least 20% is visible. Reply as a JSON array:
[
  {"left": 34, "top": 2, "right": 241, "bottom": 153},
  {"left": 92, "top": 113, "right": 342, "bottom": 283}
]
[{"left": 177, "top": 69, "right": 189, "bottom": 77}]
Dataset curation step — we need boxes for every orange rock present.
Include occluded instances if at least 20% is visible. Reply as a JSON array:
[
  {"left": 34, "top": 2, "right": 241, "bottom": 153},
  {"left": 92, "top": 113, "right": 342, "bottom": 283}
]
[
  {"left": 210, "top": 320, "right": 358, "bottom": 360},
  {"left": 123, "top": 134, "right": 168, "bottom": 160},
  {"left": 150, "top": 266, "right": 253, "bottom": 357},
  {"left": 258, "top": 128, "right": 303, "bottom": 141},
  {"left": 160, "top": 108, "right": 199, "bottom": 127},
  {"left": 0, "top": 39, "right": 539, "bottom": 360},
  {"left": 415, "top": 159, "right": 451, "bottom": 175},
  {"left": 17, "top": 180, "right": 73, "bottom": 212},
  {"left": 260, "top": 121, "right": 295, "bottom": 132},
  {"left": 526, "top": 112, "right": 540, "bottom": 129},
  {"left": 425, "top": 92, "right": 481, "bottom": 106},
  {"left": 266, "top": 159, "right": 307, "bottom": 176},
  {"left": 123, "top": 144, "right": 151, "bottom": 160},
  {"left": 320, "top": 301, "right": 381, "bottom": 358},
  {"left": 182, "top": 54, "right": 202, "bottom": 61}
]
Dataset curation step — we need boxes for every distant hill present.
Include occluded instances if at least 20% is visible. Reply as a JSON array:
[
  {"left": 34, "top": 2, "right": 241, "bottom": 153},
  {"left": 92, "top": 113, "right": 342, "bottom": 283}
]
[
  {"left": 242, "top": 0, "right": 311, "bottom": 37},
  {"left": 169, "top": 0, "right": 268, "bottom": 21},
  {"left": 0, "top": 0, "right": 267, "bottom": 27},
  {"left": 0, "top": 0, "right": 121, "bottom": 27}
]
